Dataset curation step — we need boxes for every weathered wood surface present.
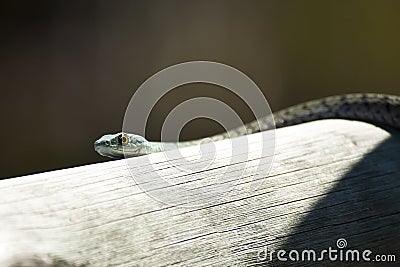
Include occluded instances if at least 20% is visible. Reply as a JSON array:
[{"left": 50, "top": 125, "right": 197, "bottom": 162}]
[{"left": 0, "top": 120, "right": 399, "bottom": 266}]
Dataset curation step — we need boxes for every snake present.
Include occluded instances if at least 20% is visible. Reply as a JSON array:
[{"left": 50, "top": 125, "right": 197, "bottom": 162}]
[{"left": 94, "top": 93, "right": 400, "bottom": 159}]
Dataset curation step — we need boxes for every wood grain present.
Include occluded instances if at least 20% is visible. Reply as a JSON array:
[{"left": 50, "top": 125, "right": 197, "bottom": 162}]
[{"left": 0, "top": 120, "right": 399, "bottom": 266}]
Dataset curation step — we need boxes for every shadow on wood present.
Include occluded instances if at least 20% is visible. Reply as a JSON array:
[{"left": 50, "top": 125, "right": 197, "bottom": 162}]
[{"left": 256, "top": 135, "right": 400, "bottom": 266}]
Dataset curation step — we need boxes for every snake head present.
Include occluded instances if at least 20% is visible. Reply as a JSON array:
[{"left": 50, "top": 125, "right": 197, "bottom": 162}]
[{"left": 94, "top": 132, "right": 151, "bottom": 159}]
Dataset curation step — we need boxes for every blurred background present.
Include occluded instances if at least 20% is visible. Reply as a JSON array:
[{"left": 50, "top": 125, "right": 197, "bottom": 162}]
[{"left": 0, "top": 0, "right": 399, "bottom": 179}]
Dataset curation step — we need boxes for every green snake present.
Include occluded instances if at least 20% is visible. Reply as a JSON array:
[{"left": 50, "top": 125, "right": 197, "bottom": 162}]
[{"left": 94, "top": 93, "right": 400, "bottom": 159}]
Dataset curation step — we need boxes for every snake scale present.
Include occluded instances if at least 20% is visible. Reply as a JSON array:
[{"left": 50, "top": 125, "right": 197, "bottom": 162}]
[{"left": 94, "top": 93, "right": 400, "bottom": 159}]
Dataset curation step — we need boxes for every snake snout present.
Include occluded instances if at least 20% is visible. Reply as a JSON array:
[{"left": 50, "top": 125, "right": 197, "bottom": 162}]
[
  {"left": 94, "top": 139, "right": 103, "bottom": 150},
  {"left": 94, "top": 135, "right": 115, "bottom": 155},
  {"left": 94, "top": 139, "right": 107, "bottom": 154}
]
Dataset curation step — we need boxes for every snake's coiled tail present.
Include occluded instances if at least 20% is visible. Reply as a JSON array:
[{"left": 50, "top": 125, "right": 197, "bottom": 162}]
[
  {"left": 272, "top": 93, "right": 400, "bottom": 130},
  {"left": 213, "top": 93, "right": 400, "bottom": 143},
  {"left": 94, "top": 93, "right": 400, "bottom": 158}
]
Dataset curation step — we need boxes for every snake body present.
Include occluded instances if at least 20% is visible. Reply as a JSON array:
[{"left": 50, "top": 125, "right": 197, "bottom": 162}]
[{"left": 94, "top": 93, "right": 400, "bottom": 159}]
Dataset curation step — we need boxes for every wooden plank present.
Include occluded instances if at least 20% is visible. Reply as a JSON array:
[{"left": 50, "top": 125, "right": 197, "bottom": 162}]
[{"left": 0, "top": 120, "right": 399, "bottom": 266}]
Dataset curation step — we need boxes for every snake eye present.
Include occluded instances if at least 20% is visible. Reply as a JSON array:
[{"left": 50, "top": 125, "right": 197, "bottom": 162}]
[{"left": 118, "top": 134, "right": 129, "bottom": 146}]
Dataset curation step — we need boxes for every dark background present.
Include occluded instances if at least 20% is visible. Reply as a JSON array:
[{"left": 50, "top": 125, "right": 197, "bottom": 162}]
[{"left": 0, "top": 0, "right": 399, "bottom": 179}]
